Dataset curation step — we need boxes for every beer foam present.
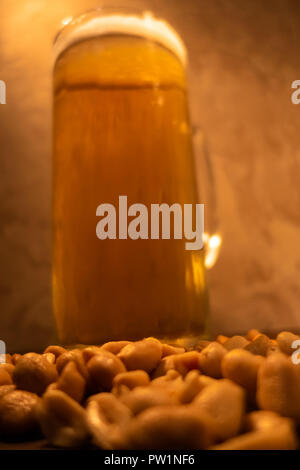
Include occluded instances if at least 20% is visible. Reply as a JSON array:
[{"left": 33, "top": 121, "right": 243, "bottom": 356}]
[{"left": 54, "top": 11, "right": 187, "bottom": 65}]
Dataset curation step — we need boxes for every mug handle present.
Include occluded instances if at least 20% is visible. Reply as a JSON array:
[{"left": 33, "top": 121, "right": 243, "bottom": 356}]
[{"left": 192, "top": 127, "right": 222, "bottom": 269}]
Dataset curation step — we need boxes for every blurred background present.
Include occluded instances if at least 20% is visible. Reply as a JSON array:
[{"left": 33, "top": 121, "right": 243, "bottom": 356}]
[{"left": 1, "top": 0, "right": 300, "bottom": 352}]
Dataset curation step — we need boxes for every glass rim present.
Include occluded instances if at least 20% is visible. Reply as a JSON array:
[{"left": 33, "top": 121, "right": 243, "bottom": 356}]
[{"left": 53, "top": 7, "right": 187, "bottom": 66}]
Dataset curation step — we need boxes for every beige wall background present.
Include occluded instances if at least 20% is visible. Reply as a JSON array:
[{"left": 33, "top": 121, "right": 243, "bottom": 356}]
[{"left": 1, "top": 0, "right": 300, "bottom": 352}]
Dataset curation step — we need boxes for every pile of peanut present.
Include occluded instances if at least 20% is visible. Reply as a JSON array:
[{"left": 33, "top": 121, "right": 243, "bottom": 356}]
[{"left": 0, "top": 330, "right": 300, "bottom": 449}]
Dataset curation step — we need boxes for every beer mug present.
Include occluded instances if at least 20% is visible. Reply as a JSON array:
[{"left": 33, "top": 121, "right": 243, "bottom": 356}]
[{"left": 52, "top": 9, "right": 220, "bottom": 346}]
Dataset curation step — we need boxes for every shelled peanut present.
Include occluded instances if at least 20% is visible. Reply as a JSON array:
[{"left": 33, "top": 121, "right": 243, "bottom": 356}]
[{"left": 0, "top": 330, "right": 299, "bottom": 450}]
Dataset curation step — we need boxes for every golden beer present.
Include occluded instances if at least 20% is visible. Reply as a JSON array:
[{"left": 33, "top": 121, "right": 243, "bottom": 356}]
[{"left": 53, "top": 12, "right": 209, "bottom": 345}]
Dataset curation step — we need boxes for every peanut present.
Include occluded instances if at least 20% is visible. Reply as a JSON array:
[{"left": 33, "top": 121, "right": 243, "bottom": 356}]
[
  {"left": 86, "top": 393, "right": 132, "bottom": 449},
  {"left": 0, "top": 390, "right": 41, "bottom": 438},
  {"left": 53, "top": 361, "right": 86, "bottom": 402},
  {"left": 198, "top": 375, "right": 218, "bottom": 389},
  {"left": 151, "top": 355, "right": 176, "bottom": 378},
  {"left": 276, "top": 331, "right": 300, "bottom": 355},
  {"left": 44, "top": 345, "right": 67, "bottom": 359},
  {"left": 246, "top": 329, "right": 261, "bottom": 341},
  {"left": 5, "top": 354, "right": 13, "bottom": 364},
  {"left": 257, "top": 352, "right": 300, "bottom": 420},
  {"left": 56, "top": 349, "right": 89, "bottom": 380},
  {"left": 81, "top": 346, "right": 104, "bottom": 363},
  {"left": 244, "top": 410, "right": 288, "bottom": 432},
  {"left": 118, "top": 338, "right": 162, "bottom": 373},
  {"left": 223, "top": 336, "right": 250, "bottom": 351},
  {"left": 151, "top": 373, "right": 184, "bottom": 401},
  {"left": 0, "top": 363, "right": 15, "bottom": 376},
  {"left": 0, "top": 384, "right": 16, "bottom": 399},
  {"left": 120, "top": 385, "right": 178, "bottom": 415},
  {"left": 0, "top": 368, "right": 13, "bottom": 386},
  {"left": 221, "top": 349, "right": 264, "bottom": 399},
  {"left": 112, "top": 370, "right": 150, "bottom": 393},
  {"left": 211, "top": 420, "right": 297, "bottom": 450},
  {"left": 193, "top": 340, "right": 211, "bottom": 352},
  {"left": 178, "top": 370, "right": 203, "bottom": 404},
  {"left": 88, "top": 392, "right": 132, "bottom": 424},
  {"left": 216, "top": 335, "right": 228, "bottom": 345},
  {"left": 13, "top": 352, "right": 58, "bottom": 395},
  {"left": 11, "top": 353, "right": 22, "bottom": 365},
  {"left": 244, "top": 334, "right": 271, "bottom": 356},
  {"left": 152, "top": 351, "right": 201, "bottom": 378},
  {"left": 123, "top": 405, "right": 213, "bottom": 449},
  {"left": 87, "top": 350, "right": 126, "bottom": 392},
  {"left": 101, "top": 341, "right": 131, "bottom": 355},
  {"left": 161, "top": 343, "right": 185, "bottom": 357},
  {"left": 266, "top": 339, "right": 280, "bottom": 355},
  {"left": 193, "top": 379, "right": 245, "bottom": 442},
  {"left": 151, "top": 369, "right": 180, "bottom": 385},
  {"left": 43, "top": 353, "right": 56, "bottom": 364},
  {"left": 36, "top": 389, "right": 89, "bottom": 447},
  {"left": 198, "top": 342, "right": 227, "bottom": 378}
]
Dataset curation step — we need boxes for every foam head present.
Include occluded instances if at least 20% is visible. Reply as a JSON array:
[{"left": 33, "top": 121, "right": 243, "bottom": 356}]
[{"left": 53, "top": 10, "right": 187, "bottom": 66}]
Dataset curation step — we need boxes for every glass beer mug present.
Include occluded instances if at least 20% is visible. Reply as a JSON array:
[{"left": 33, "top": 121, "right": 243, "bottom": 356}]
[{"left": 52, "top": 9, "right": 220, "bottom": 346}]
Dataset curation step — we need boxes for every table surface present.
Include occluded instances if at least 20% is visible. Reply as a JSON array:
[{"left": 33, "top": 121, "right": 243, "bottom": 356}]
[{"left": 0, "top": 440, "right": 51, "bottom": 450}]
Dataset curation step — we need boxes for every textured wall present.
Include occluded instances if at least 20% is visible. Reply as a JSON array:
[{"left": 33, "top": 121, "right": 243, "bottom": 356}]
[{"left": 0, "top": 0, "right": 300, "bottom": 351}]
